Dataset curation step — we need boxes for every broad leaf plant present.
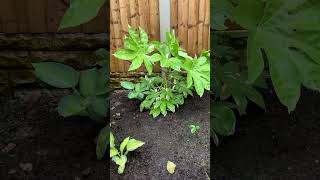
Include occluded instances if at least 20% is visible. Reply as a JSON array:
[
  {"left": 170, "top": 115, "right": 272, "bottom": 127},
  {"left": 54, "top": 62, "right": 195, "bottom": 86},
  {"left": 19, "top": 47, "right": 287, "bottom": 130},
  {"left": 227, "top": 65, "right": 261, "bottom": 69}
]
[
  {"left": 114, "top": 26, "right": 210, "bottom": 118},
  {"left": 211, "top": 0, "right": 320, "bottom": 145}
]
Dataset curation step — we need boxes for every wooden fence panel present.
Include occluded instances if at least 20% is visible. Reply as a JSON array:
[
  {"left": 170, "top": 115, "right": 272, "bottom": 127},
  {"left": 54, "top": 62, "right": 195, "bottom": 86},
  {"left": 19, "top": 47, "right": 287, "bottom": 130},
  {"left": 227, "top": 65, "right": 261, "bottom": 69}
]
[
  {"left": 110, "top": 0, "right": 210, "bottom": 73},
  {"left": 0, "top": 0, "right": 108, "bottom": 33}
]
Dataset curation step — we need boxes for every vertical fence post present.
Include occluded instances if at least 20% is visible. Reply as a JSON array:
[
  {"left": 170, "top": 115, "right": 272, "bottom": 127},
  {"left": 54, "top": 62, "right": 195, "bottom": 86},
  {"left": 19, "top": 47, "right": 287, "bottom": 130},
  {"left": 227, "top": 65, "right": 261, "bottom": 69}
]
[
  {"left": 159, "top": 0, "right": 171, "bottom": 81},
  {"left": 159, "top": 0, "right": 171, "bottom": 42}
]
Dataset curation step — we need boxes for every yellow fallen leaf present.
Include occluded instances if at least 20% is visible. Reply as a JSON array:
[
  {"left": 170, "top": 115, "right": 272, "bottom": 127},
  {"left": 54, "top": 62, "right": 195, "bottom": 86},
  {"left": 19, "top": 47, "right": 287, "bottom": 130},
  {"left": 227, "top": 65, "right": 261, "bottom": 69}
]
[{"left": 166, "top": 161, "right": 176, "bottom": 174}]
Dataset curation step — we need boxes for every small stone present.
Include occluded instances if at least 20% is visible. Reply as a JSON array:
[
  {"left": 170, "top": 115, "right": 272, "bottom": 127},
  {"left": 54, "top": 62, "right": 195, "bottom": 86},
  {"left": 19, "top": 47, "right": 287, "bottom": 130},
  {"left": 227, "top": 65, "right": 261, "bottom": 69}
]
[
  {"left": 116, "top": 113, "right": 121, "bottom": 117},
  {"left": 111, "top": 106, "right": 115, "bottom": 110},
  {"left": 81, "top": 167, "right": 91, "bottom": 177},
  {"left": 2, "top": 143, "right": 16, "bottom": 153},
  {"left": 287, "top": 166, "right": 292, "bottom": 170},
  {"left": 19, "top": 163, "right": 33, "bottom": 172},
  {"left": 8, "top": 169, "right": 16, "bottom": 174}
]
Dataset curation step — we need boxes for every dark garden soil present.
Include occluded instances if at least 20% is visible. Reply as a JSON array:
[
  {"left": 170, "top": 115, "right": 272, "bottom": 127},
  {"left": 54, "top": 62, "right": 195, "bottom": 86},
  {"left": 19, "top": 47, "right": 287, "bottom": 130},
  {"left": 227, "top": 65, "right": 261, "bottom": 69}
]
[
  {"left": 213, "top": 88, "right": 320, "bottom": 180},
  {"left": 110, "top": 90, "right": 210, "bottom": 179},
  {"left": 0, "top": 89, "right": 210, "bottom": 180},
  {"left": 0, "top": 89, "right": 109, "bottom": 180}
]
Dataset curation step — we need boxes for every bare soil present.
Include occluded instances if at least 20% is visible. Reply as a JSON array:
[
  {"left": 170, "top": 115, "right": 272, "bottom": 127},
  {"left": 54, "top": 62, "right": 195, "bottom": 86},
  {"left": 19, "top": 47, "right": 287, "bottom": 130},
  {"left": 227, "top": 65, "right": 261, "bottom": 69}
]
[
  {"left": 0, "top": 89, "right": 210, "bottom": 180},
  {"left": 110, "top": 90, "right": 210, "bottom": 180}
]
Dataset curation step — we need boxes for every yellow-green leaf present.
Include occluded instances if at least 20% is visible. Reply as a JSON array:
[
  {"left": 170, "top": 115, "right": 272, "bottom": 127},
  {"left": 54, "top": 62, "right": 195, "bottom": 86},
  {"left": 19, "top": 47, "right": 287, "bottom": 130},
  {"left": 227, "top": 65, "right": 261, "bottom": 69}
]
[
  {"left": 120, "top": 137, "right": 130, "bottom": 154},
  {"left": 166, "top": 161, "right": 176, "bottom": 174},
  {"left": 110, "top": 148, "right": 118, "bottom": 158}
]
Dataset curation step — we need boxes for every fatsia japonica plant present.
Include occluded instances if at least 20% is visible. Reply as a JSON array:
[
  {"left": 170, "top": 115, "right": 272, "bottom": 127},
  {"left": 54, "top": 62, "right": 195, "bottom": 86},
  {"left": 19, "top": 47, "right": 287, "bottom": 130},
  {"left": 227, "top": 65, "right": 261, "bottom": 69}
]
[
  {"left": 211, "top": 0, "right": 320, "bottom": 145},
  {"left": 114, "top": 26, "right": 210, "bottom": 117}
]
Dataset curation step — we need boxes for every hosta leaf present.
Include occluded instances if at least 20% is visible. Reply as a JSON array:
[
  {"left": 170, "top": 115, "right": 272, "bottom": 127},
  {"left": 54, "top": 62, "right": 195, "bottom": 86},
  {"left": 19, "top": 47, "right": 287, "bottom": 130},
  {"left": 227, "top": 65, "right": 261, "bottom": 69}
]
[
  {"left": 80, "top": 68, "right": 98, "bottom": 96},
  {"left": 110, "top": 132, "right": 115, "bottom": 148},
  {"left": 233, "top": 0, "right": 320, "bottom": 111},
  {"left": 58, "top": 94, "right": 85, "bottom": 117},
  {"left": 87, "top": 97, "right": 108, "bottom": 120},
  {"left": 59, "top": 0, "right": 106, "bottom": 30},
  {"left": 120, "top": 137, "right": 130, "bottom": 154},
  {"left": 96, "top": 125, "right": 109, "bottom": 159},
  {"left": 126, "top": 139, "right": 145, "bottom": 152},
  {"left": 32, "top": 62, "right": 79, "bottom": 88},
  {"left": 110, "top": 148, "right": 119, "bottom": 158}
]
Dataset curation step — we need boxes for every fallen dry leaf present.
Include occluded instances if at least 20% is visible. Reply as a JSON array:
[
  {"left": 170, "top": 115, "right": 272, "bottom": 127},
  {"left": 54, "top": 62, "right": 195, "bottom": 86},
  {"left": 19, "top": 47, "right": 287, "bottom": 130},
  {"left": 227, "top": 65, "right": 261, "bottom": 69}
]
[{"left": 166, "top": 161, "right": 176, "bottom": 174}]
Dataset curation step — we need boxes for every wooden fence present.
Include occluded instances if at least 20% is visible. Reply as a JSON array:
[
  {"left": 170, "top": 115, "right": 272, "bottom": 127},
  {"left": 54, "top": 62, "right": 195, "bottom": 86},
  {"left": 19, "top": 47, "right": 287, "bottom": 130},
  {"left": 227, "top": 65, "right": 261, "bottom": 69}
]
[
  {"left": 0, "top": 0, "right": 109, "bottom": 33},
  {"left": 110, "top": 0, "right": 210, "bottom": 73}
]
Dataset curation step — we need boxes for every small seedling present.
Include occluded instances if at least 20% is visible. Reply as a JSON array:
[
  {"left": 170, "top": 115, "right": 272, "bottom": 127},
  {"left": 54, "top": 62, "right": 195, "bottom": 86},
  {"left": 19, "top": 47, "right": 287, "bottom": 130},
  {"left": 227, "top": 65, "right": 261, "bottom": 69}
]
[
  {"left": 110, "top": 132, "right": 145, "bottom": 174},
  {"left": 189, "top": 125, "right": 200, "bottom": 134}
]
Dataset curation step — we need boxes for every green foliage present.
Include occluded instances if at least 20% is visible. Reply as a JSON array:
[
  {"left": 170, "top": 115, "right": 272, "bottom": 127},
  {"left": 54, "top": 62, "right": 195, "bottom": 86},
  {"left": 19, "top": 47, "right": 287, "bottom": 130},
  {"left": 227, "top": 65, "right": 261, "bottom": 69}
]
[
  {"left": 189, "top": 125, "right": 200, "bottom": 134},
  {"left": 110, "top": 132, "right": 145, "bottom": 174},
  {"left": 211, "top": 0, "right": 320, "bottom": 144},
  {"left": 32, "top": 62, "right": 79, "bottom": 88},
  {"left": 59, "top": 0, "right": 106, "bottom": 30},
  {"left": 115, "top": 27, "right": 210, "bottom": 117},
  {"left": 233, "top": 0, "right": 320, "bottom": 111},
  {"left": 96, "top": 125, "right": 110, "bottom": 160},
  {"left": 32, "top": 49, "right": 110, "bottom": 121}
]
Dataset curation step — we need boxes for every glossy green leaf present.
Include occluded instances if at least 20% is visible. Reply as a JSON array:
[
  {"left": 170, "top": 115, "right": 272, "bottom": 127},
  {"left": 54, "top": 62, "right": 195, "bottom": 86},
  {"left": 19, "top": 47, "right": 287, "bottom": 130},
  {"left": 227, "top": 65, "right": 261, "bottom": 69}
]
[
  {"left": 59, "top": 0, "right": 106, "bottom": 30},
  {"left": 233, "top": 0, "right": 320, "bottom": 111},
  {"left": 110, "top": 132, "right": 115, "bottom": 148},
  {"left": 113, "top": 49, "right": 137, "bottom": 60},
  {"left": 128, "top": 55, "right": 144, "bottom": 71},
  {"left": 212, "top": 103, "right": 236, "bottom": 136},
  {"left": 126, "top": 139, "right": 145, "bottom": 152},
  {"left": 110, "top": 148, "right": 119, "bottom": 158},
  {"left": 32, "top": 62, "right": 79, "bottom": 88},
  {"left": 80, "top": 68, "right": 98, "bottom": 96},
  {"left": 96, "top": 125, "right": 110, "bottom": 159},
  {"left": 58, "top": 94, "right": 85, "bottom": 117},
  {"left": 120, "top": 137, "right": 130, "bottom": 154},
  {"left": 121, "top": 81, "right": 135, "bottom": 90}
]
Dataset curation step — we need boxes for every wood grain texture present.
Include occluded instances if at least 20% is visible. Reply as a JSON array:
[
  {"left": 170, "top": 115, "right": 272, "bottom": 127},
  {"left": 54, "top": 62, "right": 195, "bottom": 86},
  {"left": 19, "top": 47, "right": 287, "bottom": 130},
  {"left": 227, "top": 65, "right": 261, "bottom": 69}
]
[{"left": 0, "top": 0, "right": 108, "bottom": 33}]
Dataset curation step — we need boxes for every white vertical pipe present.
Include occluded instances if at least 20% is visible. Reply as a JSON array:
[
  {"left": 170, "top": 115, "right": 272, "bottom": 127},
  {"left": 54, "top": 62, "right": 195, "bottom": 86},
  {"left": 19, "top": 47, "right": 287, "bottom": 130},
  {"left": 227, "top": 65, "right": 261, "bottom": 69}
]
[{"left": 159, "top": 0, "right": 171, "bottom": 42}]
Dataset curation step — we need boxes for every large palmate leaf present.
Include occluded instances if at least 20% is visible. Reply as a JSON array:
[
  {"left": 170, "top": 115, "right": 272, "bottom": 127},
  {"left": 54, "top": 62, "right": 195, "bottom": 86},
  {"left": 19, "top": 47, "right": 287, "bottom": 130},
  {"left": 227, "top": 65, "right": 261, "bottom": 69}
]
[
  {"left": 211, "top": 0, "right": 233, "bottom": 30},
  {"left": 59, "top": 0, "right": 106, "bottom": 30},
  {"left": 113, "top": 26, "right": 155, "bottom": 75},
  {"left": 182, "top": 56, "right": 210, "bottom": 97},
  {"left": 233, "top": 0, "right": 320, "bottom": 111}
]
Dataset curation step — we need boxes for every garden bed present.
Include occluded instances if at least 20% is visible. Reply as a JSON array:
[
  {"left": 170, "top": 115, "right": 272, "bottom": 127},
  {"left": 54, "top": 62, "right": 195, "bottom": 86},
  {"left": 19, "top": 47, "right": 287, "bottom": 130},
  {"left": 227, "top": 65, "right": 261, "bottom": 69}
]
[
  {"left": 213, "top": 88, "right": 320, "bottom": 179},
  {"left": 0, "top": 89, "right": 210, "bottom": 179},
  {"left": 110, "top": 90, "right": 210, "bottom": 179}
]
